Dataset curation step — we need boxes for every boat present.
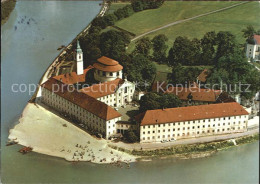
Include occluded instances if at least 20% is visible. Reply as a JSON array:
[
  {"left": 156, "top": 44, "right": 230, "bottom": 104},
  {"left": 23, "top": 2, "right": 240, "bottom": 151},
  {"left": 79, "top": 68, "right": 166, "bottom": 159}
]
[
  {"left": 19, "top": 147, "right": 33, "bottom": 154},
  {"left": 6, "top": 141, "right": 18, "bottom": 146}
]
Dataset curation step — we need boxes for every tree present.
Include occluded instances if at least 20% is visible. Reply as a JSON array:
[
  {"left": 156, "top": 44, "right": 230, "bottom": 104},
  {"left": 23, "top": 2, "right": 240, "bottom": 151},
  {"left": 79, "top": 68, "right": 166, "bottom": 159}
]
[
  {"left": 168, "top": 64, "right": 202, "bottom": 85},
  {"left": 152, "top": 34, "right": 168, "bottom": 63},
  {"left": 103, "top": 14, "right": 117, "bottom": 26},
  {"left": 99, "top": 30, "right": 130, "bottom": 60},
  {"left": 139, "top": 92, "right": 181, "bottom": 112},
  {"left": 242, "top": 25, "right": 256, "bottom": 40},
  {"left": 122, "top": 5, "right": 134, "bottom": 17},
  {"left": 215, "top": 31, "right": 237, "bottom": 62},
  {"left": 91, "top": 17, "right": 107, "bottom": 29},
  {"left": 114, "top": 8, "right": 125, "bottom": 20},
  {"left": 125, "top": 54, "right": 156, "bottom": 90},
  {"left": 133, "top": 37, "right": 152, "bottom": 56},
  {"left": 125, "top": 130, "right": 139, "bottom": 143},
  {"left": 168, "top": 36, "right": 200, "bottom": 66},
  {"left": 200, "top": 31, "right": 217, "bottom": 65},
  {"left": 131, "top": 1, "right": 144, "bottom": 12}
]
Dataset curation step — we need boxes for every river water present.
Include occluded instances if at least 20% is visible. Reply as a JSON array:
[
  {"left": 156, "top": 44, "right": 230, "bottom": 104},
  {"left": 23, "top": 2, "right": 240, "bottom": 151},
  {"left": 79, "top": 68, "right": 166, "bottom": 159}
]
[{"left": 1, "top": 1, "right": 259, "bottom": 183}]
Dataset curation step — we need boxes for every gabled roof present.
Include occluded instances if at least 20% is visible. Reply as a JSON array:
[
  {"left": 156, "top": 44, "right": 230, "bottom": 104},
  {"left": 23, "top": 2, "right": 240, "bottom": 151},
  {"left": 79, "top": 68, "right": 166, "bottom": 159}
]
[
  {"left": 253, "top": 35, "right": 260, "bottom": 45},
  {"left": 53, "top": 66, "right": 93, "bottom": 85},
  {"left": 138, "top": 102, "right": 248, "bottom": 126},
  {"left": 80, "top": 78, "right": 125, "bottom": 98},
  {"left": 41, "top": 78, "right": 121, "bottom": 121},
  {"left": 197, "top": 69, "right": 210, "bottom": 82},
  {"left": 165, "top": 86, "right": 222, "bottom": 102}
]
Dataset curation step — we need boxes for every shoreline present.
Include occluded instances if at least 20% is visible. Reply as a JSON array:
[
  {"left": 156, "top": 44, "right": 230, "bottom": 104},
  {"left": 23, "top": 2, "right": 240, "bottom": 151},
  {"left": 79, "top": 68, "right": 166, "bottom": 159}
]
[
  {"left": 8, "top": 103, "right": 259, "bottom": 164},
  {"left": 113, "top": 133, "right": 259, "bottom": 161}
]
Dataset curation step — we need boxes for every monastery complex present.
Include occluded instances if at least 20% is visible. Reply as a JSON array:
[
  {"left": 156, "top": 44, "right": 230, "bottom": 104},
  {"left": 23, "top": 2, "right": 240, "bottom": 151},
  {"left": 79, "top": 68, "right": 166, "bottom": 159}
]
[{"left": 40, "top": 41, "right": 250, "bottom": 143}]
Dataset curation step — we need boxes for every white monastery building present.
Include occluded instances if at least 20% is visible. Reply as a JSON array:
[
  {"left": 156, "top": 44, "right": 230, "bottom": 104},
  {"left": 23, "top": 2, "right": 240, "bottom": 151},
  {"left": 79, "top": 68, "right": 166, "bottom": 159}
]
[
  {"left": 137, "top": 102, "right": 249, "bottom": 143},
  {"left": 41, "top": 41, "right": 135, "bottom": 139},
  {"left": 246, "top": 34, "right": 260, "bottom": 62}
]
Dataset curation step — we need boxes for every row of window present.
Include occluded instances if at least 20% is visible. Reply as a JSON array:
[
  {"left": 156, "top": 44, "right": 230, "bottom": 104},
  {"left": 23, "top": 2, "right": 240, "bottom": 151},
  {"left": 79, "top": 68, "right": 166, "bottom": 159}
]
[
  {"left": 142, "top": 121, "right": 246, "bottom": 134},
  {"left": 143, "top": 117, "right": 247, "bottom": 129},
  {"left": 142, "top": 126, "right": 245, "bottom": 141}
]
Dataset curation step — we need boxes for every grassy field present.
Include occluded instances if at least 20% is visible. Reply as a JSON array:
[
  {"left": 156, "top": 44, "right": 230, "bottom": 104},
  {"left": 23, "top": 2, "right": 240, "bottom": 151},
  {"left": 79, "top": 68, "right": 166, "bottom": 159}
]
[
  {"left": 125, "top": 1, "right": 260, "bottom": 53},
  {"left": 105, "top": 2, "right": 130, "bottom": 15},
  {"left": 115, "top": 1, "right": 242, "bottom": 35}
]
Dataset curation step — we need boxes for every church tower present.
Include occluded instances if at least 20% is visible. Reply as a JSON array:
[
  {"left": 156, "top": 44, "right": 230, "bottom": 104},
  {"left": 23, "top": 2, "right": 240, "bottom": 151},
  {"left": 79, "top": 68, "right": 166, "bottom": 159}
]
[{"left": 76, "top": 40, "right": 84, "bottom": 75}]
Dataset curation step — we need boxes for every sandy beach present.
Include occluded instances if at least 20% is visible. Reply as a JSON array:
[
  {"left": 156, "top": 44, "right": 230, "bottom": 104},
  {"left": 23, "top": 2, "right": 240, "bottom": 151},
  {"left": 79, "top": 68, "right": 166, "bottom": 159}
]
[{"left": 8, "top": 103, "right": 136, "bottom": 164}]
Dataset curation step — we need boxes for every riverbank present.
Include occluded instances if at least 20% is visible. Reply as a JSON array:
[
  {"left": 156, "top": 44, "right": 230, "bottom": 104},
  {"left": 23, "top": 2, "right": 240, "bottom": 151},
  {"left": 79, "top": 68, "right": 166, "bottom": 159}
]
[
  {"left": 1, "top": 0, "right": 16, "bottom": 25},
  {"left": 110, "top": 133, "right": 259, "bottom": 161},
  {"left": 8, "top": 102, "right": 259, "bottom": 164},
  {"left": 8, "top": 103, "right": 136, "bottom": 164}
]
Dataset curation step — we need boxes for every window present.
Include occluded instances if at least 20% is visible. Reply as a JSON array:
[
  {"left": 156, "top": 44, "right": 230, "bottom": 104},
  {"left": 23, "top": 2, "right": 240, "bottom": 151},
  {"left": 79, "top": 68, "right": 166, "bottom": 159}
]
[
  {"left": 158, "top": 130, "right": 160, "bottom": 133},
  {"left": 168, "top": 129, "right": 170, "bottom": 132},
  {"left": 124, "top": 87, "right": 127, "bottom": 93},
  {"left": 183, "top": 127, "right": 185, "bottom": 130},
  {"left": 192, "top": 126, "right": 195, "bottom": 129},
  {"left": 103, "top": 71, "right": 106, "bottom": 76},
  {"left": 117, "top": 72, "right": 119, "bottom": 76},
  {"left": 153, "top": 131, "right": 155, "bottom": 133},
  {"left": 148, "top": 131, "right": 150, "bottom": 134},
  {"left": 173, "top": 128, "right": 175, "bottom": 131},
  {"left": 178, "top": 128, "right": 180, "bottom": 131}
]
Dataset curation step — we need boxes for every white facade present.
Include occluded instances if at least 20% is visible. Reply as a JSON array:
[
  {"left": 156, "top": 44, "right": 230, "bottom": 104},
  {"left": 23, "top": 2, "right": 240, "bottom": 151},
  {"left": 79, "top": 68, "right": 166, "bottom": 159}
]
[
  {"left": 97, "top": 80, "right": 136, "bottom": 107},
  {"left": 140, "top": 115, "right": 248, "bottom": 143},
  {"left": 76, "top": 40, "right": 84, "bottom": 75},
  {"left": 41, "top": 87, "right": 120, "bottom": 139},
  {"left": 246, "top": 43, "right": 260, "bottom": 61},
  {"left": 94, "top": 69, "right": 123, "bottom": 82}
]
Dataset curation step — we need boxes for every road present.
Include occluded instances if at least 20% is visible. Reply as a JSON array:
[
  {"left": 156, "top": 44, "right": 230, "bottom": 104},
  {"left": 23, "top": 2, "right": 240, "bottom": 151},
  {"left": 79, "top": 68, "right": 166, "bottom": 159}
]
[
  {"left": 109, "top": 128, "right": 259, "bottom": 151},
  {"left": 131, "top": 1, "right": 249, "bottom": 42}
]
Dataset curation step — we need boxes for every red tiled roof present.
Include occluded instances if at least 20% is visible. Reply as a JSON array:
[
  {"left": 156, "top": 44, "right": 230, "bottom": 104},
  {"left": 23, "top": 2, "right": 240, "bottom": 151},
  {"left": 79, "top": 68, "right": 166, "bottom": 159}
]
[
  {"left": 80, "top": 78, "right": 125, "bottom": 98},
  {"left": 197, "top": 69, "right": 210, "bottom": 82},
  {"left": 93, "top": 62, "right": 123, "bottom": 72},
  {"left": 138, "top": 102, "right": 248, "bottom": 126},
  {"left": 165, "top": 86, "right": 222, "bottom": 102},
  {"left": 53, "top": 66, "right": 93, "bottom": 85},
  {"left": 93, "top": 56, "right": 123, "bottom": 72},
  {"left": 97, "top": 56, "right": 119, "bottom": 66},
  {"left": 41, "top": 78, "right": 122, "bottom": 121},
  {"left": 254, "top": 35, "right": 260, "bottom": 44}
]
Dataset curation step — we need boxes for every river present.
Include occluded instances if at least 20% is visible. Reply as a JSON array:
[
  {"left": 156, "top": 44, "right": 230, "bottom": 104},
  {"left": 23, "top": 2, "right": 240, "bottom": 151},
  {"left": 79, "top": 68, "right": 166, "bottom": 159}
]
[{"left": 1, "top": 1, "right": 259, "bottom": 183}]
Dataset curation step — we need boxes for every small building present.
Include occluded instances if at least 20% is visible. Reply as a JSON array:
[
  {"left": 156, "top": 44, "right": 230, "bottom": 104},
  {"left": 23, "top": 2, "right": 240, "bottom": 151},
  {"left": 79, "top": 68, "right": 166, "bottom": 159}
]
[
  {"left": 165, "top": 86, "right": 225, "bottom": 106},
  {"left": 246, "top": 34, "right": 260, "bottom": 62},
  {"left": 137, "top": 102, "right": 249, "bottom": 143}
]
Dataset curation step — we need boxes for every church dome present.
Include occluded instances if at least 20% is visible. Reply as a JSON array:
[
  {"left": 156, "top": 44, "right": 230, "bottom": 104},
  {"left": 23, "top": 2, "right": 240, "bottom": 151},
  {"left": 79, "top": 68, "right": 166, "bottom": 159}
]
[{"left": 93, "top": 56, "right": 123, "bottom": 72}]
